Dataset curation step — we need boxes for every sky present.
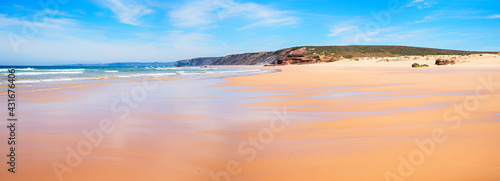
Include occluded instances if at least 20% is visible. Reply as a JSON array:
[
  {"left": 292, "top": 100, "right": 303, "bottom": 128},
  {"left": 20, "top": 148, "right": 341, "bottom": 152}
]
[{"left": 0, "top": 0, "right": 499, "bottom": 65}]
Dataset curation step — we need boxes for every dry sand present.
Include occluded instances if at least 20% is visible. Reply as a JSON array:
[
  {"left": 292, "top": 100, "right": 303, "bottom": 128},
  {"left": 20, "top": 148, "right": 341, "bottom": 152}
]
[{"left": 2, "top": 54, "right": 500, "bottom": 181}]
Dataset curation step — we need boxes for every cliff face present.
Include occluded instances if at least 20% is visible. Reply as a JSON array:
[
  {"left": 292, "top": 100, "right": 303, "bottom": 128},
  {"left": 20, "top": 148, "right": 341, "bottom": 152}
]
[
  {"left": 174, "top": 46, "right": 492, "bottom": 66},
  {"left": 210, "top": 49, "right": 290, "bottom": 65},
  {"left": 175, "top": 49, "right": 291, "bottom": 66},
  {"left": 176, "top": 57, "right": 215, "bottom": 66}
]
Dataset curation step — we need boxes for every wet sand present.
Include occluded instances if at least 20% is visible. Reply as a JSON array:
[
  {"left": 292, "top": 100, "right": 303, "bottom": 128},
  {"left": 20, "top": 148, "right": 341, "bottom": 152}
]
[
  {"left": 221, "top": 65, "right": 500, "bottom": 180},
  {"left": 1, "top": 63, "right": 500, "bottom": 180}
]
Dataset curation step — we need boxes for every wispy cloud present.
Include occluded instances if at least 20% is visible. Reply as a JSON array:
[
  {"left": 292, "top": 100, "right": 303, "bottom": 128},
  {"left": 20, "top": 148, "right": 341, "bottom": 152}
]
[
  {"left": 98, "top": 0, "right": 154, "bottom": 26},
  {"left": 327, "top": 18, "right": 401, "bottom": 44},
  {"left": 406, "top": 0, "right": 437, "bottom": 9},
  {"left": 336, "top": 28, "right": 444, "bottom": 46},
  {"left": 0, "top": 14, "right": 77, "bottom": 29},
  {"left": 327, "top": 18, "right": 361, "bottom": 37},
  {"left": 168, "top": 0, "right": 298, "bottom": 29},
  {"left": 486, "top": 14, "right": 500, "bottom": 19},
  {"left": 73, "top": 9, "right": 86, "bottom": 15},
  {"left": 240, "top": 17, "right": 298, "bottom": 30},
  {"left": 341, "top": 27, "right": 400, "bottom": 44},
  {"left": 10, "top": 4, "right": 80, "bottom": 18},
  {"left": 414, "top": 15, "right": 433, "bottom": 23},
  {"left": 407, "top": 0, "right": 424, "bottom": 6},
  {"left": 412, "top": 10, "right": 484, "bottom": 24},
  {"left": 328, "top": 26, "right": 357, "bottom": 37}
]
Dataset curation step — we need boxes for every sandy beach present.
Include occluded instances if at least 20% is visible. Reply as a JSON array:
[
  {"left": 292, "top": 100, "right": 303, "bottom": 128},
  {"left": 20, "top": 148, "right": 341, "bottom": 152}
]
[
  {"left": 2, "top": 55, "right": 500, "bottom": 181},
  {"left": 221, "top": 64, "right": 500, "bottom": 180},
  {"left": 2, "top": 0, "right": 500, "bottom": 180}
]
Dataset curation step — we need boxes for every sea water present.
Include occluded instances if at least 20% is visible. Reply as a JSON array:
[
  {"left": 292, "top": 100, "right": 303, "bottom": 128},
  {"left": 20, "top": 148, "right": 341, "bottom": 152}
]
[{"left": 0, "top": 66, "right": 269, "bottom": 84}]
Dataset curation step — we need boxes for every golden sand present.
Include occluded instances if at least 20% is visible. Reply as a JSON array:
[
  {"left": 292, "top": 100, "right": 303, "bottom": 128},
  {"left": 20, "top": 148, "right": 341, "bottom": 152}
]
[{"left": 2, "top": 55, "right": 500, "bottom": 180}]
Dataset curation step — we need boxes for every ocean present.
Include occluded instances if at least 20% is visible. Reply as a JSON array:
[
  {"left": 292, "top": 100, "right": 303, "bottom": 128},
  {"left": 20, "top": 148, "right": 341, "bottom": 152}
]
[{"left": 0, "top": 66, "right": 269, "bottom": 84}]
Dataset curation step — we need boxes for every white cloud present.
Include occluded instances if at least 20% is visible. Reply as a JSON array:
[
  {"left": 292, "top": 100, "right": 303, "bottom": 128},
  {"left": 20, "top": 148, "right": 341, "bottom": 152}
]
[
  {"left": 407, "top": 0, "right": 424, "bottom": 6},
  {"left": 168, "top": 0, "right": 298, "bottom": 29},
  {"left": 99, "top": 0, "right": 154, "bottom": 25},
  {"left": 240, "top": 17, "right": 299, "bottom": 30},
  {"left": 41, "top": 9, "right": 71, "bottom": 16},
  {"left": 327, "top": 18, "right": 402, "bottom": 44},
  {"left": 0, "top": 14, "right": 77, "bottom": 29},
  {"left": 341, "top": 27, "right": 400, "bottom": 44},
  {"left": 412, "top": 10, "right": 486, "bottom": 24},
  {"left": 406, "top": 0, "right": 437, "bottom": 9},
  {"left": 73, "top": 9, "right": 86, "bottom": 15},
  {"left": 414, "top": 15, "right": 433, "bottom": 23},
  {"left": 167, "top": 0, "right": 215, "bottom": 27},
  {"left": 486, "top": 14, "right": 500, "bottom": 19},
  {"left": 339, "top": 28, "right": 444, "bottom": 45},
  {"left": 328, "top": 26, "right": 357, "bottom": 37},
  {"left": 0, "top": 14, "right": 25, "bottom": 26},
  {"left": 327, "top": 19, "right": 364, "bottom": 42}
]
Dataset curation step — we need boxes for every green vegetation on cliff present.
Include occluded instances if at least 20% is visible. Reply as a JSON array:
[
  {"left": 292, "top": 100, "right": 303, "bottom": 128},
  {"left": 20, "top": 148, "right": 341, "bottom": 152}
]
[
  {"left": 176, "top": 45, "right": 492, "bottom": 66},
  {"left": 300, "top": 45, "right": 481, "bottom": 58}
]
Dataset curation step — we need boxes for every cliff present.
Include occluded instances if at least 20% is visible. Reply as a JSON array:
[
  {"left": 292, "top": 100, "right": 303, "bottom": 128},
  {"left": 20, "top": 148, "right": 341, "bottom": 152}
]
[
  {"left": 58, "top": 45, "right": 494, "bottom": 67},
  {"left": 175, "top": 48, "right": 291, "bottom": 66},
  {"left": 175, "top": 45, "right": 492, "bottom": 66}
]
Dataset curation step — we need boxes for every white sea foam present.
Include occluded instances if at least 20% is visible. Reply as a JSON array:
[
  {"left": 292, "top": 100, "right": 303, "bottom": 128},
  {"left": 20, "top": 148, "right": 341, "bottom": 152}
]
[
  {"left": 5, "top": 67, "right": 270, "bottom": 84},
  {"left": 0, "top": 68, "right": 35, "bottom": 72},
  {"left": 21, "top": 68, "right": 86, "bottom": 72},
  {"left": 116, "top": 73, "right": 177, "bottom": 78},
  {"left": 50, "top": 69, "right": 85, "bottom": 71},
  {"left": 16, "top": 80, "right": 42, "bottom": 83},
  {"left": 156, "top": 67, "right": 180, "bottom": 70},
  {"left": 8, "top": 71, "right": 84, "bottom": 75},
  {"left": 16, "top": 77, "right": 97, "bottom": 84}
]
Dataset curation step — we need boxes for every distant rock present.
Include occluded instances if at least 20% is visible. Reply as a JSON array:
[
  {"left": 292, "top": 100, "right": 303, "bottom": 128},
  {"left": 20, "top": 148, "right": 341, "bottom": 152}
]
[
  {"left": 412, "top": 63, "right": 429, "bottom": 68},
  {"left": 435, "top": 59, "right": 446, "bottom": 65},
  {"left": 435, "top": 59, "right": 456, "bottom": 66}
]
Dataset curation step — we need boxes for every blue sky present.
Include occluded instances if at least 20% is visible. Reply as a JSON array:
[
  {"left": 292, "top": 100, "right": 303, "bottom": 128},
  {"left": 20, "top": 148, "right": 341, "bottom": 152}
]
[{"left": 0, "top": 0, "right": 499, "bottom": 65}]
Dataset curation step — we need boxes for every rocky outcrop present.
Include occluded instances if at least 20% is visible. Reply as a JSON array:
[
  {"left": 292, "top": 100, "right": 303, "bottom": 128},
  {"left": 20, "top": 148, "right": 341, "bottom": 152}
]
[
  {"left": 175, "top": 49, "right": 290, "bottom": 66},
  {"left": 435, "top": 59, "right": 456, "bottom": 65},
  {"left": 277, "top": 47, "right": 319, "bottom": 65},
  {"left": 210, "top": 49, "right": 289, "bottom": 65},
  {"left": 412, "top": 63, "right": 429, "bottom": 67}
]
